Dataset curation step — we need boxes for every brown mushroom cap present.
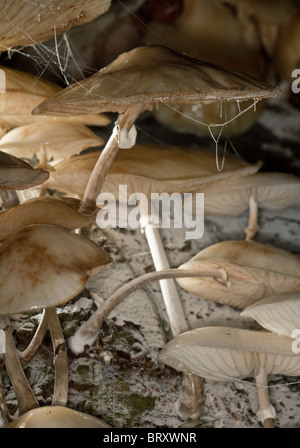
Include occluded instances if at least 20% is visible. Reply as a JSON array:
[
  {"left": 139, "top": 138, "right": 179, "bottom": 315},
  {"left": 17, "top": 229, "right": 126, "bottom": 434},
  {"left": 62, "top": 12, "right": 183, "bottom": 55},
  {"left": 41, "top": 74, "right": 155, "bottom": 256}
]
[
  {"left": 177, "top": 240, "right": 300, "bottom": 309},
  {"left": 0, "top": 196, "right": 100, "bottom": 240},
  {"left": 0, "top": 224, "right": 111, "bottom": 315},
  {"left": 0, "top": 0, "right": 112, "bottom": 51},
  {"left": 0, "top": 65, "right": 110, "bottom": 134},
  {"left": 0, "top": 121, "right": 104, "bottom": 159},
  {"left": 5, "top": 405, "right": 112, "bottom": 428},
  {"left": 33, "top": 45, "right": 279, "bottom": 116},
  {"left": 45, "top": 144, "right": 262, "bottom": 197},
  {"left": 0, "top": 150, "right": 49, "bottom": 190}
]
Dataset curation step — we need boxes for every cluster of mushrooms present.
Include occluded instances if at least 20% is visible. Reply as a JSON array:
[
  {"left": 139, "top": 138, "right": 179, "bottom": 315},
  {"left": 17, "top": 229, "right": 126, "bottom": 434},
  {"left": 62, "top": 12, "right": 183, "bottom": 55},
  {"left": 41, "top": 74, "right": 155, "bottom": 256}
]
[{"left": 0, "top": 0, "right": 300, "bottom": 429}]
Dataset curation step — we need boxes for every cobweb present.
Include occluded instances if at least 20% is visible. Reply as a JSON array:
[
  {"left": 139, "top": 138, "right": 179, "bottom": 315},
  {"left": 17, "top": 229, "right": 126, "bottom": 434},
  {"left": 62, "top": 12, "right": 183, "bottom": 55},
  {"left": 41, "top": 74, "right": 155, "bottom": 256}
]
[{"left": 0, "top": 0, "right": 263, "bottom": 171}]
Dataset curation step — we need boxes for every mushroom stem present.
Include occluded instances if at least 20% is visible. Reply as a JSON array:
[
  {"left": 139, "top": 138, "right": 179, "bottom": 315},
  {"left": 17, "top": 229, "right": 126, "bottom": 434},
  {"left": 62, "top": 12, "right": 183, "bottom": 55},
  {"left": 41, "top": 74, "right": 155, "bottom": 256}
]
[
  {"left": 0, "top": 355, "right": 11, "bottom": 423},
  {"left": 82, "top": 103, "right": 144, "bottom": 206},
  {"left": 254, "top": 354, "right": 276, "bottom": 428},
  {"left": 142, "top": 223, "right": 189, "bottom": 336},
  {"left": 245, "top": 195, "right": 260, "bottom": 241},
  {"left": 0, "top": 316, "right": 39, "bottom": 415},
  {"left": 44, "top": 308, "right": 68, "bottom": 407},
  {"left": 68, "top": 267, "right": 227, "bottom": 354},
  {"left": 18, "top": 310, "right": 48, "bottom": 367},
  {"left": 0, "top": 190, "right": 20, "bottom": 208},
  {"left": 141, "top": 213, "right": 204, "bottom": 419}
]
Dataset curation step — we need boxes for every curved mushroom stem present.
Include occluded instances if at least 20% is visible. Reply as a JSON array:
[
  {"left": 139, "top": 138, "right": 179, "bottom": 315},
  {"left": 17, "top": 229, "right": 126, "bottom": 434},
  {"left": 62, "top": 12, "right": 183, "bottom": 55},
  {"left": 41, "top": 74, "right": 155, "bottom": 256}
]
[
  {"left": 68, "top": 266, "right": 226, "bottom": 420},
  {"left": 44, "top": 308, "right": 68, "bottom": 407},
  {"left": 18, "top": 310, "right": 48, "bottom": 367},
  {"left": 254, "top": 354, "right": 276, "bottom": 428},
  {"left": 245, "top": 195, "right": 260, "bottom": 241},
  {"left": 0, "top": 316, "right": 39, "bottom": 415},
  {"left": 82, "top": 103, "right": 144, "bottom": 207},
  {"left": 68, "top": 268, "right": 227, "bottom": 354}
]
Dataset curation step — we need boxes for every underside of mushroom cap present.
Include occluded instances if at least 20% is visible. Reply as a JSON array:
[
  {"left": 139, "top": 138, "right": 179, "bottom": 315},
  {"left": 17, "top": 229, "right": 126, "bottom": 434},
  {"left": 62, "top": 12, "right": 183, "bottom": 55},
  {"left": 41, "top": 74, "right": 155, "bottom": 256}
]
[
  {"left": 0, "top": 150, "right": 49, "bottom": 190},
  {"left": 45, "top": 144, "right": 262, "bottom": 197},
  {"left": 158, "top": 326, "right": 300, "bottom": 381},
  {"left": 0, "top": 0, "right": 112, "bottom": 51},
  {"left": 241, "top": 290, "right": 300, "bottom": 338},
  {"left": 177, "top": 240, "right": 300, "bottom": 308},
  {"left": 202, "top": 172, "right": 300, "bottom": 216},
  {"left": 0, "top": 121, "right": 104, "bottom": 159}
]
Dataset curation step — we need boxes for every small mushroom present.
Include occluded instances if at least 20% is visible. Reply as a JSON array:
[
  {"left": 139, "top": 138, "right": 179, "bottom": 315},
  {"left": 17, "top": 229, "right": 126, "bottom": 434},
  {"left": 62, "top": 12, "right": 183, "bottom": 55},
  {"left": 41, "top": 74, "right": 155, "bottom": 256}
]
[
  {"left": 0, "top": 64, "right": 110, "bottom": 136},
  {"left": 0, "top": 151, "right": 49, "bottom": 191},
  {"left": 176, "top": 240, "right": 300, "bottom": 309},
  {"left": 158, "top": 326, "right": 300, "bottom": 427},
  {"left": 142, "top": 0, "right": 267, "bottom": 138},
  {"left": 0, "top": 150, "right": 49, "bottom": 208},
  {"left": 241, "top": 290, "right": 300, "bottom": 339},
  {"left": 0, "top": 224, "right": 111, "bottom": 416},
  {"left": 33, "top": 44, "right": 279, "bottom": 205},
  {"left": 199, "top": 171, "right": 300, "bottom": 240},
  {"left": 0, "top": 0, "right": 112, "bottom": 51},
  {"left": 0, "top": 121, "right": 104, "bottom": 166},
  {"left": 0, "top": 196, "right": 100, "bottom": 241},
  {"left": 4, "top": 405, "right": 111, "bottom": 428}
]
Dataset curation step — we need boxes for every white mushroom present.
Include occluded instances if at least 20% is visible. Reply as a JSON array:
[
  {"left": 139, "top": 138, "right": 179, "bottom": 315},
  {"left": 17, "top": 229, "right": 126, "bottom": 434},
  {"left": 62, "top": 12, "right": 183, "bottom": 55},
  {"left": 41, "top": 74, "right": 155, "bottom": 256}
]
[
  {"left": 158, "top": 326, "right": 300, "bottom": 427},
  {"left": 177, "top": 240, "right": 300, "bottom": 309},
  {"left": 0, "top": 224, "right": 111, "bottom": 417},
  {"left": 241, "top": 290, "right": 300, "bottom": 339}
]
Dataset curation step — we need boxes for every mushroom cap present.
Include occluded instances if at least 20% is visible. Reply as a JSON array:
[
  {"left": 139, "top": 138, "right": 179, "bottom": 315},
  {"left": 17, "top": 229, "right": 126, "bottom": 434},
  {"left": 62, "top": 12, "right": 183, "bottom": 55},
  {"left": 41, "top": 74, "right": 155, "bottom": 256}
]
[
  {"left": 158, "top": 326, "right": 300, "bottom": 381},
  {"left": 241, "top": 290, "right": 300, "bottom": 338},
  {"left": 33, "top": 45, "right": 279, "bottom": 116},
  {"left": 201, "top": 172, "right": 300, "bottom": 216},
  {"left": 4, "top": 406, "right": 111, "bottom": 428},
  {"left": 0, "top": 65, "right": 110, "bottom": 133},
  {"left": 0, "top": 0, "right": 112, "bottom": 51},
  {"left": 0, "top": 150, "right": 49, "bottom": 190},
  {"left": 0, "top": 121, "right": 104, "bottom": 159},
  {"left": 177, "top": 240, "right": 300, "bottom": 309},
  {"left": 0, "top": 224, "right": 111, "bottom": 315},
  {"left": 45, "top": 144, "right": 262, "bottom": 197},
  {"left": 0, "top": 196, "right": 100, "bottom": 240}
]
